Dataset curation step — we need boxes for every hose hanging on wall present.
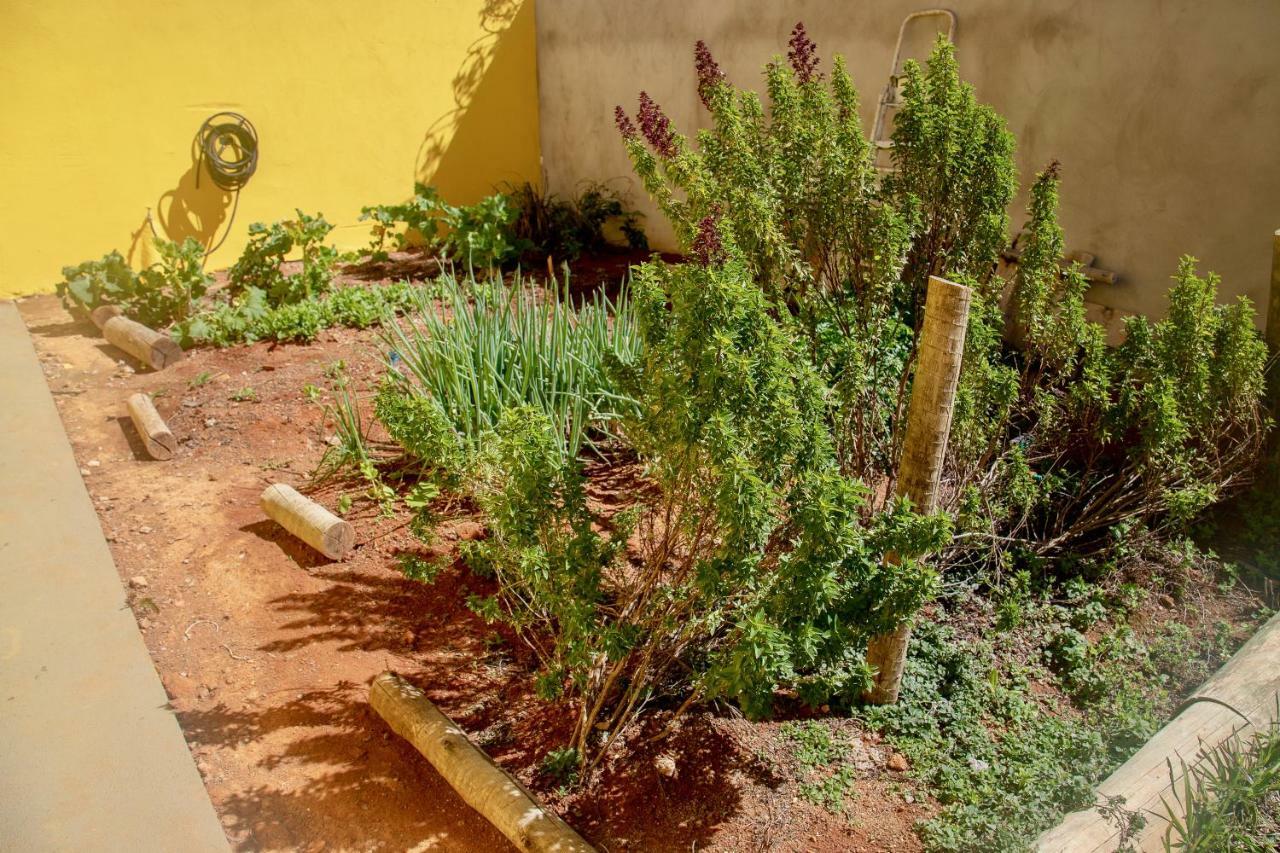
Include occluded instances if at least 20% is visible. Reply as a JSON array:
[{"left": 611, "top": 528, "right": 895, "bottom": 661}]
[
  {"left": 193, "top": 111, "right": 259, "bottom": 260},
  {"left": 196, "top": 112, "right": 259, "bottom": 191}
]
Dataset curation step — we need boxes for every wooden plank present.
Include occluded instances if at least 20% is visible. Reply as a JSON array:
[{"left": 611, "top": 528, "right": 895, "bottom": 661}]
[
  {"left": 1036, "top": 609, "right": 1280, "bottom": 851},
  {"left": 90, "top": 304, "right": 123, "bottom": 329}
]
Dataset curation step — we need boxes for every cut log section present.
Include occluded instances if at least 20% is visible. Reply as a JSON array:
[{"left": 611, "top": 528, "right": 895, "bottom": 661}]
[
  {"left": 370, "top": 672, "right": 596, "bottom": 853},
  {"left": 125, "top": 393, "right": 176, "bottom": 460},
  {"left": 101, "top": 316, "right": 184, "bottom": 370},
  {"left": 259, "top": 483, "right": 354, "bottom": 560},
  {"left": 90, "top": 304, "right": 123, "bottom": 329}
]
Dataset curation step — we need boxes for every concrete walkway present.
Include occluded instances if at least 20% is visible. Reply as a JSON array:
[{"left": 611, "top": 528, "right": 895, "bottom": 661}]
[{"left": 0, "top": 303, "right": 226, "bottom": 851}]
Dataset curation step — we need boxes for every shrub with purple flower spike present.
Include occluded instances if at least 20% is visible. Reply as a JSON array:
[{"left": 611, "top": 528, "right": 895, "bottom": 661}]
[
  {"left": 695, "top": 40, "right": 726, "bottom": 108},
  {"left": 690, "top": 214, "right": 725, "bottom": 266},
  {"left": 637, "top": 92, "right": 677, "bottom": 158},
  {"left": 614, "top": 105, "right": 637, "bottom": 140},
  {"left": 787, "top": 22, "right": 820, "bottom": 83}
]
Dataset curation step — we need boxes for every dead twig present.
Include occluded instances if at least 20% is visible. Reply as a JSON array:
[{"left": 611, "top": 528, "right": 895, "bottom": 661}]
[{"left": 183, "top": 618, "right": 220, "bottom": 640}]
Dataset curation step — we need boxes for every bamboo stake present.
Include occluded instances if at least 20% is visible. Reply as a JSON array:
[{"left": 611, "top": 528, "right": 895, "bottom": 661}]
[
  {"left": 125, "top": 393, "right": 176, "bottom": 460},
  {"left": 864, "top": 275, "right": 971, "bottom": 705},
  {"left": 370, "top": 672, "right": 596, "bottom": 853},
  {"left": 259, "top": 483, "right": 354, "bottom": 560},
  {"left": 101, "top": 316, "right": 184, "bottom": 370}
]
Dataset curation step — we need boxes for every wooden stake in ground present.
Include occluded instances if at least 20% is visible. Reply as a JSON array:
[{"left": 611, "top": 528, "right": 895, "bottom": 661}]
[
  {"left": 370, "top": 672, "right": 596, "bottom": 853},
  {"left": 1266, "top": 230, "right": 1280, "bottom": 403},
  {"left": 101, "top": 315, "right": 184, "bottom": 370},
  {"left": 125, "top": 393, "right": 176, "bottom": 460},
  {"left": 259, "top": 483, "right": 355, "bottom": 560},
  {"left": 864, "top": 275, "right": 971, "bottom": 705}
]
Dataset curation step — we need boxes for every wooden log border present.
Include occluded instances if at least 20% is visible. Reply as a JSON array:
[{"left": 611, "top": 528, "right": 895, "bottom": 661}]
[
  {"left": 260, "top": 483, "right": 355, "bottom": 560},
  {"left": 1036, "top": 609, "right": 1280, "bottom": 851},
  {"left": 370, "top": 672, "right": 596, "bottom": 853},
  {"left": 101, "top": 315, "right": 184, "bottom": 370}
]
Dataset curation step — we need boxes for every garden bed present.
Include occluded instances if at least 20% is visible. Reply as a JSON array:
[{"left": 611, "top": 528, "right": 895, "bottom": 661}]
[
  {"left": 19, "top": 251, "right": 1268, "bottom": 850},
  {"left": 17, "top": 276, "right": 932, "bottom": 853}
]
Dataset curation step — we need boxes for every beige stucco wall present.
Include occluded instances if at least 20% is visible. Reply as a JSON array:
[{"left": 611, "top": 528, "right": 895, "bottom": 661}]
[{"left": 535, "top": 1, "right": 1280, "bottom": 326}]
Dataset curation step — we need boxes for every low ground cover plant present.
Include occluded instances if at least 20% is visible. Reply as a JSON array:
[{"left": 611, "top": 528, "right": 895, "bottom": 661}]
[
  {"left": 56, "top": 209, "right": 420, "bottom": 348},
  {"left": 178, "top": 210, "right": 418, "bottom": 346},
  {"left": 181, "top": 279, "right": 421, "bottom": 346}
]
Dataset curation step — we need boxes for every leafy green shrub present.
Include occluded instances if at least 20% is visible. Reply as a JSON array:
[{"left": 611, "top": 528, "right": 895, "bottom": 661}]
[
  {"left": 465, "top": 247, "right": 947, "bottom": 774},
  {"left": 56, "top": 237, "right": 212, "bottom": 327},
  {"left": 439, "top": 192, "right": 529, "bottom": 270},
  {"left": 228, "top": 209, "right": 338, "bottom": 305},
  {"left": 359, "top": 183, "right": 444, "bottom": 260},
  {"left": 379, "top": 272, "right": 639, "bottom": 463},
  {"left": 506, "top": 181, "right": 648, "bottom": 260},
  {"left": 617, "top": 26, "right": 1268, "bottom": 574},
  {"left": 360, "top": 185, "right": 528, "bottom": 271}
]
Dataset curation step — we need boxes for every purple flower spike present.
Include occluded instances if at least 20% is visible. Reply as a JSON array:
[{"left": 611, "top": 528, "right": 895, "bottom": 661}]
[
  {"left": 615, "top": 105, "right": 638, "bottom": 140},
  {"left": 637, "top": 92, "right": 677, "bottom": 158},
  {"left": 691, "top": 215, "right": 726, "bottom": 266},
  {"left": 787, "top": 22, "right": 820, "bottom": 83},
  {"left": 695, "top": 40, "right": 725, "bottom": 108}
]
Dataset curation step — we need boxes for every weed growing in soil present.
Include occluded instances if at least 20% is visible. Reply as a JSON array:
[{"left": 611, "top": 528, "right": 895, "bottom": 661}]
[
  {"left": 781, "top": 721, "right": 861, "bottom": 813},
  {"left": 229, "top": 209, "right": 338, "bottom": 304},
  {"left": 361, "top": 181, "right": 647, "bottom": 270},
  {"left": 1162, "top": 712, "right": 1280, "bottom": 851},
  {"left": 505, "top": 180, "right": 648, "bottom": 260},
  {"left": 360, "top": 184, "right": 530, "bottom": 272},
  {"left": 360, "top": 183, "right": 445, "bottom": 261}
]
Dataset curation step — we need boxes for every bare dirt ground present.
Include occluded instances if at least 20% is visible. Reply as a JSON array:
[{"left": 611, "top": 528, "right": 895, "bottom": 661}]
[{"left": 17, "top": 288, "right": 929, "bottom": 853}]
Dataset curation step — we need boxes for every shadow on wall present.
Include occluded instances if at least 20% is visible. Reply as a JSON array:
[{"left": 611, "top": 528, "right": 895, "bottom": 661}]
[
  {"left": 127, "top": 155, "right": 234, "bottom": 267},
  {"left": 128, "top": 0, "right": 536, "bottom": 269},
  {"left": 417, "top": 0, "right": 538, "bottom": 202}
]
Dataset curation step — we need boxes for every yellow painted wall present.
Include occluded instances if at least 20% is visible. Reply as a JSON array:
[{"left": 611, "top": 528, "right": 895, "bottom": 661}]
[{"left": 0, "top": 0, "right": 541, "bottom": 297}]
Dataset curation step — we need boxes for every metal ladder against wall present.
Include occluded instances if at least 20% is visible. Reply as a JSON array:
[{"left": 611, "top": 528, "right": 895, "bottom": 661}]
[{"left": 871, "top": 9, "right": 958, "bottom": 174}]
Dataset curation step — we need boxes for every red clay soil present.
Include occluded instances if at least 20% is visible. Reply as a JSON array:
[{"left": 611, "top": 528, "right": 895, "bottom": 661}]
[{"left": 16, "top": 288, "right": 928, "bottom": 853}]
